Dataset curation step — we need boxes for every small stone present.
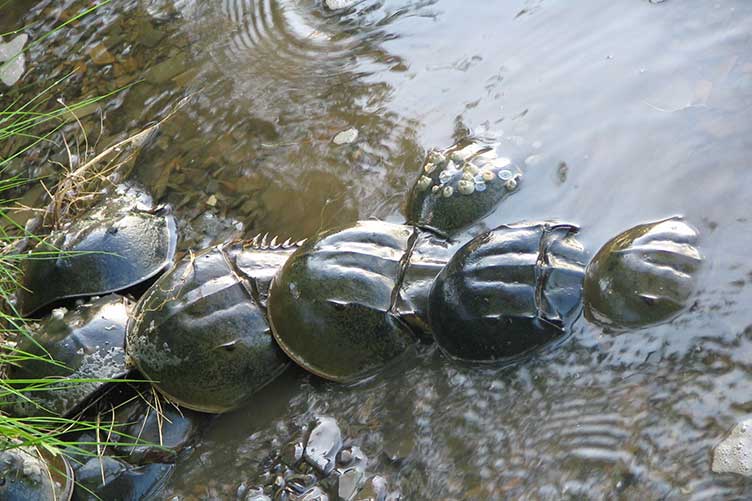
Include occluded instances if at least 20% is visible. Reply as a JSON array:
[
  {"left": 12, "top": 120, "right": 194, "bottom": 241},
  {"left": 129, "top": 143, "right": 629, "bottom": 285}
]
[
  {"left": 713, "top": 419, "right": 752, "bottom": 477},
  {"left": 325, "top": 0, "right": 358, "bottom": 9},
  {"left": 304, "top": 416, "right": 343, "bottom": 475},
  {"left": 333, "top": 128, "right": 359, "bottom": 145},
  {"left": 0, "top": 33, "right": 28, "bottom": 86},
  {"left": 88, "top": 43, "right": 115, "bottom": 65},
  {"left": 206, "top": 195, "right": 218, "bottom": 207}
]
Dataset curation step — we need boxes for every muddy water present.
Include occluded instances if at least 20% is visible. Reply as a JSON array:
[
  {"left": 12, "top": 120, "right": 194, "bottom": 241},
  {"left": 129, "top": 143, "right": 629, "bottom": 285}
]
[{"left": 3, "top": 0, "right": 752, "bottom": 498}]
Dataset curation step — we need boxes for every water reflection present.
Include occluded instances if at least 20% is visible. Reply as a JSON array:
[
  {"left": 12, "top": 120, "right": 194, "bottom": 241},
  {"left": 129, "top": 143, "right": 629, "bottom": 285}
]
[{"left": 128, "top": 0, "right": 430, "bottom": 245}]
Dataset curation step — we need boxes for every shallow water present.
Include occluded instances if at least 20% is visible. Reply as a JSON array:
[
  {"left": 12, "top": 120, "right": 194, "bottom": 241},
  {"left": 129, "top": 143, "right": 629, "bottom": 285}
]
[{"left": 3, "top": 0, "right": 752, "bottom": 498}]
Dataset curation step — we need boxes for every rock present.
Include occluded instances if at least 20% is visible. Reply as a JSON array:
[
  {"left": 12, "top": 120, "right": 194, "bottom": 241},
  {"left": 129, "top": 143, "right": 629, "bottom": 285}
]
[
  {"left": 304, "top": 417, "right": 343, "bottom": 475},
  {"left": 88, "top": 43, "right": 115, "bottom": 65},
  {"left": 332, "top": 128, "right": 359, "bottom": 145},
  {"left": 325, "top": 0, "right": 358, "bottom": 9},
  {"left": 712, "top": 419, "right": 752, "bottom": 476},
  {"left": 0, "top": 33, "right": 28, "bottom": 86}
]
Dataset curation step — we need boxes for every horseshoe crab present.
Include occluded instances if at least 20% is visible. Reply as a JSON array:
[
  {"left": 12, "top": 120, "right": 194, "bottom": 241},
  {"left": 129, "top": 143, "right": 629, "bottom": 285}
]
[
  {"left": 583, "top": 216, "right": 702, "bottom": 329},
  {"left": 16, "top": 190, "right": 177, "bottom": 317},
  {"left": 5, "top": 295, "right": 130, "bottom": 418},
  {"left": 404, "top": 141, "right": 522, "bottom": 236},
  {"left": 429, "top": 222, "right": 588, "bottom": 363},
  {"left": 0, "top": 445, "right": 73, "bottom": 501},
  {"left": 267, "top": 221, "right": 417, "bottom": 384},
  {"left": 126, "top": 237, "right": 294, "bottom": 413}
]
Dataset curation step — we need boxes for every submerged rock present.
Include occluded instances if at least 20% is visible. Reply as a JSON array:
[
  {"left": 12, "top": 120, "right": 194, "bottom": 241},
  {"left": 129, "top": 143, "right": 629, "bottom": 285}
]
[
  {"left": 712, "top": 419, "right": 752, "bottom": 477},
  {"left": 0, "top": 33, "right": 28, "bottom": 86},
  {"left": 245, "top": 416, "right": 397, "bottom": 501}
]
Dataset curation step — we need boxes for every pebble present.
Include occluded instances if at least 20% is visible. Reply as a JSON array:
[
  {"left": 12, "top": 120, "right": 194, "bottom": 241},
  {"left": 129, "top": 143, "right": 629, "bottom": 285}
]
[
  {"left": 304, "top": 417, "right": 343, "bottom": 475},
  {"left": 325, "top": 0, "right": 358, "bottom": 10},
  {"left": 0, "top": 33, "right": 28, "bottom": 86},
  {"left": 333, "top": 128, "right": 359, "bottom": 145}
]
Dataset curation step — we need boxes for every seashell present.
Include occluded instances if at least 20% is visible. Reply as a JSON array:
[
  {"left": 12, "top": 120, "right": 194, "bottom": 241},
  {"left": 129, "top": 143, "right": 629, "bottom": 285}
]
[
  {"left": 424, "top": 162, "right": 437, "bottom": 174},
  {"left": 442, "top": 186, "right": 454, "bottom": 198},
  {"left": 439, "top": 170, "right": 453, "bottom": 184},
  {"left": 416, "top": 175, "right": 433, "bottom": 191},
  {"left": 497, "top": 169, "right": 514, "bottom": 181},
  {"left": 505, "top": 178, "right": 518, "bottom": 191},
  {"left": 427, "top": 150, "right": 445, "bottom": 165},
  {"left": 457, "top": 180, "right": 475, "bottom": 195},
  {"left": 481, "top": 169, "right": 495, "bottom": 182}
]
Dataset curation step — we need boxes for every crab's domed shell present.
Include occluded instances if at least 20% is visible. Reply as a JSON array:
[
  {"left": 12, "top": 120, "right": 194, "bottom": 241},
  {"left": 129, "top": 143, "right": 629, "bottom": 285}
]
[
  {"left": 429, "top": 222, "right": 587, "bottom": 363},
  {"left": 17, "top": 194, "right": 177, "bottom": 317},
  {"left": 268, "top": 221, "right": 416, "bottom": 383},
  {"left": 126, "top": 244, "right": 291, "bottom": 413},
  {"left": 583, "top": 217, "right": 702, "bottom": 329},
  {"left": 6, "top": 294, "right": 130, "bottom": 418}
]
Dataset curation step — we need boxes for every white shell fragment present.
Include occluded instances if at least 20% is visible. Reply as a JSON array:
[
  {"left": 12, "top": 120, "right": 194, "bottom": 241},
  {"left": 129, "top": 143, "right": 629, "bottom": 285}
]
[
  {"left": 0, "top": 34, "right": 28, "bottom": 86},
  {"left": 332, "top": 127, "right": 359, "bottom": 145},
  {"left": 712, "top": 419, "right": 752, "bottom": 477}
]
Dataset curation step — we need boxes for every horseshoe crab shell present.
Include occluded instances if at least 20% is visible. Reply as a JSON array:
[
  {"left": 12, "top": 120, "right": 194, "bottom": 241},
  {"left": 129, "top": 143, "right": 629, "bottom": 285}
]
[
  {"left": 583, "top": 217, "right": 702, "bottom": 329},
  {"left": 429, "top": 222, "right": 587, "bottom": 363},
  {"left": 6, "top": 295, "right": 130, "bottom": 418},
  {"left": 16, "top": 193, "right": 177, "bottom": 317},
  {"left": 0, "top": 446, "right": 73, "bottom": 501},
  {"left": 126, "top": 242, "right": 293, "bottom": 413},
  {"left": 404, "top": 141, "right": 522, "bottom": 236},
  {"left": 267, "top": 221, "right": 416, "bottom": 383}
]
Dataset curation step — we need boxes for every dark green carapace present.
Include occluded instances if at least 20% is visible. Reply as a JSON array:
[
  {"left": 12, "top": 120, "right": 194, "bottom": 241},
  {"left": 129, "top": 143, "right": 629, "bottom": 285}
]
[
  {"left": 17, "top": 194, "right": 177, "bottom": 317},
  {"left": 583, "top": 217, "right": 702, "bottom": 329},
  {"left": 126, "top": 243, "right": 292, "bottom": 413},
  {"left": 429, "top": 222, "right": 587, "bottom": 363},
  {"left": 268, "top": 221, "right": 417, "bottom": 384}
]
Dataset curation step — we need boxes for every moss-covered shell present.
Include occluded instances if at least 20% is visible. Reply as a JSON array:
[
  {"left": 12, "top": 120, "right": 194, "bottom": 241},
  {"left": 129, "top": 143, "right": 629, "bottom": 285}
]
[
  {"left": 404, "top": 141, "right": 522, "bottom": 236},
  {"left": 17, "top": 194, "right": 177, "bottom": 316},
  {"left": 6, "top": 295, "right": 130, "bottom": 418},
  {"left": 429, "top": 222, "right": 587, "bottom": 363},
  {"left": 268, "top": 221, "right": 416, "bottom": 383},
  {"left": 126, "top": 244, "right": 292, "bottom": 413},
  {"left": 583, "top": 217, "right": 702, "bottom": 329}
]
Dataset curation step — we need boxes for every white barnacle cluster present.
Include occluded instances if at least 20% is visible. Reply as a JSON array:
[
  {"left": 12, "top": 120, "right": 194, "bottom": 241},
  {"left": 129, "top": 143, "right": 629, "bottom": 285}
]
[{"left": 416, "top": 142, "right": 521, "bottom": 197}]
